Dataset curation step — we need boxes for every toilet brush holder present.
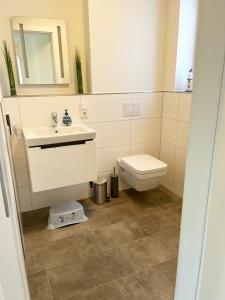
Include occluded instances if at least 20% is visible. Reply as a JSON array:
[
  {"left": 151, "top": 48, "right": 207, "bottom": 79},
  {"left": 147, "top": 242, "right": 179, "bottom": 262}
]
[{"left": 110, "top": 168, "right": 119, "bottom": 198}]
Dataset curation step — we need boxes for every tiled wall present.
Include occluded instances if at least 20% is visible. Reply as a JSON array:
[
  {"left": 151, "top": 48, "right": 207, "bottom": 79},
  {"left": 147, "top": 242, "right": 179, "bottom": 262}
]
[
  {"left": 3, "top": 92, "right": 163, "bottom": 212},
  {"left": 160, "top": 92, "right": 192, "bottom": 197}
]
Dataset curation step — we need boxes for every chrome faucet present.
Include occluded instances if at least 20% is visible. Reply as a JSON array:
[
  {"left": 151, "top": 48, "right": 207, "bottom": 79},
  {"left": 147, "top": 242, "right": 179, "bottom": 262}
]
[{"left": 51, "top": 112, "right": 58, "bottom": 128}]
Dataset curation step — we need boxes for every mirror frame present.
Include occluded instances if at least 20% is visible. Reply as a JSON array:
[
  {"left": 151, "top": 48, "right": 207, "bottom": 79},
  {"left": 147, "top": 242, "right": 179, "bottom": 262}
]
[{"left": 11, "top": 17, "right": 70, "bottom": 85}]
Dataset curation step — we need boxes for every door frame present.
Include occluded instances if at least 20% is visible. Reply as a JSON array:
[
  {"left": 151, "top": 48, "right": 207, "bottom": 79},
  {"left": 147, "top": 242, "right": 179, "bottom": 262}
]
[
  {"left": 175, "top": 0, "right": 225, "bottom": 299},
  {"left": 0, "top": 102, "right": 30, "bottom": 298}
]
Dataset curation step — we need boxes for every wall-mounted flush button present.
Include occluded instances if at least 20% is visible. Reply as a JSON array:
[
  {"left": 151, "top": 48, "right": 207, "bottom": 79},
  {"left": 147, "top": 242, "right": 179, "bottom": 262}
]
[
  {"left": 122, "top": 102, "right": 140, "bottom": 117},
  {"left": 122, "top": 103, "right": 133, "bottom": 117}
]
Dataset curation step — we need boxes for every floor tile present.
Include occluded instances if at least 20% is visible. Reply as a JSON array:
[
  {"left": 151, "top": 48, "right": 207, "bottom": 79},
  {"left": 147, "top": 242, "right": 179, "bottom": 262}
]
[
  {"left": 67, "top": 281, "right": 125, "bottom": 300},
  {"left": 46, "top": 225, "right": 77, "bottom": 242},
  {"left": 120, "top": 230, "right": 179, "bottom": 271},
  {"left": 116, "top": 273, "right": 149, "bottom": 300},
  {"left": 159, "top": 201, "right": 182, "bottom": 213},
  {"left": 47, "top": 248, "right": 134, "bottom": 299},
  {"left": 22, "top": 207, "right": 49, "bottom": 229},
  {"left": 149, "top": 210, "right": 181, "bottom": 230},
  {"left": 123, "top": 189, "right": 170, "bottom": 213},
  {"left": 116, "top": 259, "right": 177, "bottom": 300},
  {"left": 27, "top": 230, "right": 102, "bottom": 272},
  {"left": 23, "top": 188, "right": 181, "bottom": 299},
  {"left": 85, "top": 214, "right": 112, "bottom": 230},
  {"left": 28, "top": 271, "right": 52, "bottom": 300},
  {"left": 23, "top": 226, "right": 48, "bottom": 254},
  {"left": 104, "top": 202, "right": 145, "bottom": 224},
  {"left": 95, "top": 216, "right": 158, "bottom": 249}
]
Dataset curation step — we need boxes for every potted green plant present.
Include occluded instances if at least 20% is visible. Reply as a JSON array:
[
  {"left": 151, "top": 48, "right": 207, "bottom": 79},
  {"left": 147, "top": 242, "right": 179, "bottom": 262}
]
[
  {"left": 75, "top": 49, "right": 83, "bottom": 94},
  {"left": 2, "top": 40, "right": 16, "bottom": 96}
]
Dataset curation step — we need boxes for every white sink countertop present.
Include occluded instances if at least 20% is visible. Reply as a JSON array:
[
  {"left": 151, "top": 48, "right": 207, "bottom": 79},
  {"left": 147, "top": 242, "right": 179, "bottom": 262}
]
[{"left": 23, "top": 123, "right": 96, "bottom": 147}]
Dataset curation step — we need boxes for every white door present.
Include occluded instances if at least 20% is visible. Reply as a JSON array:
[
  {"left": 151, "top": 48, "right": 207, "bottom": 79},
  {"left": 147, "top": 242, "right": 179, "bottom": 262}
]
[
  {"left": 175, "top": 0, "right": 225, "bottom": 299},
  {"left": 0, "top": 104, "right": 30, "bottom": 300},
  {"left": 195, "top": 60, "right": 225, "bottom": 300}
]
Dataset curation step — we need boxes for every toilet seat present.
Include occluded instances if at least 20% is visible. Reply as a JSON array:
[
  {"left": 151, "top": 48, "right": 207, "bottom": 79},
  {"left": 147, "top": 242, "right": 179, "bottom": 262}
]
[{"left": 119, "top": 154, "right": 167, "bottom": 176}]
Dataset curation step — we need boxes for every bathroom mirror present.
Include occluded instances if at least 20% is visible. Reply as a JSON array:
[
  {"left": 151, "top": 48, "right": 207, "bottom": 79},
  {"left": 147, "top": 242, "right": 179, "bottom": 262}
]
[{"left": 11, "top": 17, "right": 70, "bottom": 85}]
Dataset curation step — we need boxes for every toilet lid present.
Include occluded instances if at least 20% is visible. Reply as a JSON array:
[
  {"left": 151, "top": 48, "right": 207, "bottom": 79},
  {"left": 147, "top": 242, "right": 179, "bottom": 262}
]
[{"left": 119, "top": 154, "right": 167, "bottom": 175}]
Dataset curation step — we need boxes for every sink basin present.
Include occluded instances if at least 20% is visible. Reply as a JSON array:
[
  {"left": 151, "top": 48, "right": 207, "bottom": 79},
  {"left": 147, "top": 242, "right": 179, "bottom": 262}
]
[{"left": 23, "top": 124, "right": 96, "bottom": 147}]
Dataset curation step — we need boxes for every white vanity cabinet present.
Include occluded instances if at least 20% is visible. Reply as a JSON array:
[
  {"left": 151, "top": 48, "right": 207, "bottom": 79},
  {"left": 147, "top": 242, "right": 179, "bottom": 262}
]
[{"left": 23, "top": 125, "right": 97, "bottom": 192}]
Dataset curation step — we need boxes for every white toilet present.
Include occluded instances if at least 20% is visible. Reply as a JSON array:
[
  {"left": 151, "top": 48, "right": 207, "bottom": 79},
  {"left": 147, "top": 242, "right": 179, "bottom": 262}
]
[{"left": 117, "top": 154, "right": 167, "bottom": 192}]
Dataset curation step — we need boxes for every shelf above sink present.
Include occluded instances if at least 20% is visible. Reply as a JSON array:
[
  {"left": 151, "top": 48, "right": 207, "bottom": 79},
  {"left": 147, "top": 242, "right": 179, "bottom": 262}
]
[{"left": 23, "top": 124, "right": 96, "bottom": 147}]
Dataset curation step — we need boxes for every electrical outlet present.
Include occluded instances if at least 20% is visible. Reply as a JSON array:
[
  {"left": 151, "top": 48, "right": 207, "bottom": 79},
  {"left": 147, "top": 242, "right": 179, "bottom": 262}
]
[
  {"left": 81, "top": 109, "right": 88, "bottom": 119},
  {"left": 80, "top": 103, "right": 88, "bottom": 119}
]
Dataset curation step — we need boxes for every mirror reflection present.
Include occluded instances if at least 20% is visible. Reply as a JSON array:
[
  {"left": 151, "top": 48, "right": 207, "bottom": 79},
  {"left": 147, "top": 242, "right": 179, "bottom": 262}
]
[{"left": 12, "top": 17, "right": 70, "bottom": 85}]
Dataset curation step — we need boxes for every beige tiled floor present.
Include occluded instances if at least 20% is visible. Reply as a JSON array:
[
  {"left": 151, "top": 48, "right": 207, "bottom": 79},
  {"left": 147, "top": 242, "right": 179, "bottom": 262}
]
[{"left": 22, "top": 188, "right": 182, "bottom": 300}]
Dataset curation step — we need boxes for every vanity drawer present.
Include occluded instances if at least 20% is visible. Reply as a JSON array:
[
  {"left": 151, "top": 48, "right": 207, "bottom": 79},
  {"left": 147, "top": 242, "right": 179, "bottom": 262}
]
[{"left": 27, "top": 140, "right": 97, "bottom": 192}]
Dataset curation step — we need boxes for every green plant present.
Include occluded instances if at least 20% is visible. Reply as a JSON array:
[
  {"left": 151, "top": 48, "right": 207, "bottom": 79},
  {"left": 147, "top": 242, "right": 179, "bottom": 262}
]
[
  {"left": 2, "top": 40, "right": 16, "bottom": 96},
  {"left": 75, "top": 49, "right": 83, "bottom": 94}
]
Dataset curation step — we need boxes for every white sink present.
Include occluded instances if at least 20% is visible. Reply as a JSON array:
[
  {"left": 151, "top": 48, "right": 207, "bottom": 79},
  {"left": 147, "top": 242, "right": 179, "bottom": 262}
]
[{"left": 23, "top": 124, "right": 96, "bottom": 147}]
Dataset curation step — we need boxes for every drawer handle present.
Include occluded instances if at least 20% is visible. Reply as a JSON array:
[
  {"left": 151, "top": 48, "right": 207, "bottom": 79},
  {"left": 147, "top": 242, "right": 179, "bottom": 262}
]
[{"left": 29, "top": 139, "right": 93, "bottom": 149}]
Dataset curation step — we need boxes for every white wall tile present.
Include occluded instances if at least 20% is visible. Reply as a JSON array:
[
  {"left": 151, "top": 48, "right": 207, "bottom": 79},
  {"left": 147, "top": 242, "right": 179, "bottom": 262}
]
[
  {"left": 3, "top": 98, "right": 21, "bottom": 127},
  {"left": 3, "top": 98, "right": 26, "bottom": 159},
  {"left": 3, "top": 92, "right": 192, "bottom": 210},
  {"left": 178, "top": 93, "right": 192, "bottom": 122},
  {"left": 160, "top": 92, "right": 192, "bottom": 197},
  {"left": 131, "top": 118, "right": 161, "bottom": 144},
  {"left": 173, "top": 172, "right": 185, "bottom": 198},
  {"left": 18, "top": 186, "right": 32, "bottom": 212},
  {"left": 81, "top": 94, "right": 131, "bottom": 123},
  {"left": 91, "top": 121, "right": 130, "bottom": 148},
  {"left": 96, "top": 145, "right": 130, "bottom": 173},
  {"left": 131, "top": 93, "right": 163, "bottom": 118},
  {"left": 13, "top": 159, "right": 29, "bottom": 187},
  {"left": 176, "top": 122, "right": 189, "bottom": 148},
  {"left": 96, "top": 170, "right": 130, "bottom": 194},
  {"left": 131, "top": 141, "right": 160, "bottom": 158},
  {"left": 160, "top": 167, "right": 174, "bottom": 191},
  {"left": 160, "top": 142, "right": 176, "bottom": 168},
  {"left": 162, "top": 92, "right": 179, "bottom": 119},
  {"left": 174, "top": 147, "right": 187, "bottom": 174},
  {"left": 19, "top": 96, "right": 81, "bottom": 127},
  {"left": 10, "top": 136, "right": 26, "bottom": 160},
  {"left": 161, "top": 118, "right": 178, "bottom": 144}
]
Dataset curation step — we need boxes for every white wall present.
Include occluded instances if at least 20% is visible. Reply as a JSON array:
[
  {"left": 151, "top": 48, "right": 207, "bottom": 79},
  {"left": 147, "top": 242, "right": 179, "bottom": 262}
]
[
  {"left": 160, "top": 92, "right": 192, "bottom": 197},
  {"left": 175, "top": 0, "right": 198, "bottom": 91},
  {"left": 3, "top": 92, "right": 163, "bottom": 211},
  {"left": 163, "top": 0, "right": 198, "bottom": 92},
  {"left": 87, "top": 0, "right": 167, "bottom": 93},
  {"left": 197, "top": 81, "right": 225, "bottom": 300},
  {"left": 0, "top": 0, "right": 87, "bottom": 96},
  {"left": 163, "top": 0, "right": 180, "bottom": 91}
]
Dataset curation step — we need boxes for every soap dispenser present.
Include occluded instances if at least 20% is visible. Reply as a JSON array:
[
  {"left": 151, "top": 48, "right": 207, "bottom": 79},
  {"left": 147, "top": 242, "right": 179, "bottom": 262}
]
[{"left": 62, "top": 109, "right": 72, "bottom": 126}]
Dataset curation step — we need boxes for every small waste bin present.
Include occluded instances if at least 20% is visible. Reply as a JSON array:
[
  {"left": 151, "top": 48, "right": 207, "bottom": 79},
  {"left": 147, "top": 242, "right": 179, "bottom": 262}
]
[{"left": 92, "top": 177, "right": 107, "bottom": 204}]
